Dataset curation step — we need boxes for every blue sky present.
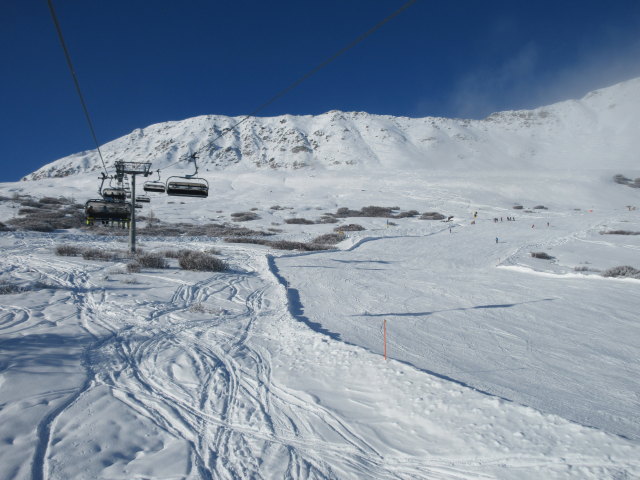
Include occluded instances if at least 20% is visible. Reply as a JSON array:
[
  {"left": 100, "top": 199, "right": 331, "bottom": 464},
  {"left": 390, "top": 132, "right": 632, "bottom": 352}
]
[{"left": 2, "top": 0, "right": 640, "bottom": 181}]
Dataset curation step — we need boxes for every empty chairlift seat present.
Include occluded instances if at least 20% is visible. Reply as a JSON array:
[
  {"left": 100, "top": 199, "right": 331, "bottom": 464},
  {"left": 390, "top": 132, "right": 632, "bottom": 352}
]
[
  {"left": 143, "top": 181, "right": 166, "bottom": 193},
  {"left": 165, "top": 177, "right": 209, "bottom": 198}
]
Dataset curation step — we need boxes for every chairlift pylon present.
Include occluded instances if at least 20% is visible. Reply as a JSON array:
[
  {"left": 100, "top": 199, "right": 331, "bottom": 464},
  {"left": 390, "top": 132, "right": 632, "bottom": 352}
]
[{"left": 165, "top": 153, "right": 209, "bottom": 198}]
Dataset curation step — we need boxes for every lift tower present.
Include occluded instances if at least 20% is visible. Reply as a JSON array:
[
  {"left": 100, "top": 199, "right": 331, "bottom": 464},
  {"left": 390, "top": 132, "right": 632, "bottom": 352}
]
[{"left": 114, "top": 161, "right": 152, "bottom": 254}]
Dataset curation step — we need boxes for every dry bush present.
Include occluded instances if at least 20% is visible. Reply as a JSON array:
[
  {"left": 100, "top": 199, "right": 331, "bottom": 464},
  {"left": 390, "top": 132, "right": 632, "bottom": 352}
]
[
  {"left": 55, "top": 244, "right": 84, "bottom": 256},
  {"left": 284, "top": 218, "right": 315, "bottom": 225},
  {"left": 530, "top": 251, "right": 555, "bottom": 260},
  {"left": 602, "top": 266, "right": 640, "bottom": 279},
  {"left": 600, "top": 230, "right": 640, "bottom": 235},
  {"left": 178, "top": 250, "right": 227, "bottom": 272},
  {"left": 231, "top": 212, "right": 260, "bottom": 222},
  {"left": 0, "top": 222, "right": 13, "bottom": 232},
  {"left": 513, "top": 205, "right": 524, "bottom": 210},
  {"left": 224, "top": 237, "right": 330, "bottom": 251},
  {"left": 613, "top": 174, "right": 631, "bottom": 185},
  {"left": 126, "top": 262, "right": 142, "bottom": 273},
  {"left": 533, "top": 205, "right": 548, "bottom": 210},
  {"left": 136, "top": 253, "right": 168, "bottom": 269},
  {"left": 394, "top": 210, "right": 419, "bottom": 218},
  {"left": 313, "top": 233, "right": 344, "bottom": 245},
  {"left": 317, "top": 216, "right": 338, "bottom": 224},
  {"left": 82, "top": 248, "right": 129, "bottom": 262},
  {"left": 420, "top": 212, "right": 445, "bottom": 220},
  {"left": 39, "top": 197, "right": 66, "bottom": 205},
  {"left": 334, "top": 224, "right": 364, "bottom": 232},
  {"left": 0, "top": 283, "right": 25, "bottom": 294}
]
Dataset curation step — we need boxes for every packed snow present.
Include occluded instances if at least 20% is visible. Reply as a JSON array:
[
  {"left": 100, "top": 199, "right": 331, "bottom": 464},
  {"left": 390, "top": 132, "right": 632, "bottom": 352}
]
[{"left": 1, "top": 79, "right": 640, "bottom": 479}]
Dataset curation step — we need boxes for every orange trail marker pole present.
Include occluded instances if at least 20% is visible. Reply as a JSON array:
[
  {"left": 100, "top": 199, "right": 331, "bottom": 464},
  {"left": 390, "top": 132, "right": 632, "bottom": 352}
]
[{"left": 383, "top": 319, "right": 387, "bottom": 360}]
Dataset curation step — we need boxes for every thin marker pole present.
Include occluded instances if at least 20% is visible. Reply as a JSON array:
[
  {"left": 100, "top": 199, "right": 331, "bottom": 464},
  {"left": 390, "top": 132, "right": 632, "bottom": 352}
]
[{"left": 383, "top": 319, "right": 387, "bottom": 360}]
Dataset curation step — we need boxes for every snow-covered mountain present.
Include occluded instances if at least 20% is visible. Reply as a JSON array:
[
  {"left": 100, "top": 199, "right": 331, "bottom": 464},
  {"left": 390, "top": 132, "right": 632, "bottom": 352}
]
[{"left": 24, "top": 77, "right": 640, "bottom": 181}]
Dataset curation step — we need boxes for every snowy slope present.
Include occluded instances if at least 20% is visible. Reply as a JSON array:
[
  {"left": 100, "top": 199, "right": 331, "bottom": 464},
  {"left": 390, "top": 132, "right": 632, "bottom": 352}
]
[
  {"left": 24, "top": 77, "right": 640, "bottom": 181},
  {"left": 1, "top": 78, "right": 640, "bottom": 479}
]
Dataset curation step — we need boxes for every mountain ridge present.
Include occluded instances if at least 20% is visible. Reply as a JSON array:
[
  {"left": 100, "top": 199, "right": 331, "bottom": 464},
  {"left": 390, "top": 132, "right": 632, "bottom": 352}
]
[{"left": 24, "top": 77, "right": 640, "bottom": 181}]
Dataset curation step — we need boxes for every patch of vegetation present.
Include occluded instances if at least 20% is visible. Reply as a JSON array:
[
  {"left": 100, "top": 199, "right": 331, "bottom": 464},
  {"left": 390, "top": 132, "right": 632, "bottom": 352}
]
[
  {"left": 55, "top": 244, "right": 85, "bottom": 256},
  {"left": 0, "top": 283, "right": 26, "bottom": 295},
  {"left": 178, "top": 250, "right": 227, "bottom": 272},
  {"left": 613, "top": 174, "right": 640, "bottom": 188},
  {"left": 513, "top": 205, "right": 524, "bottom": 210},
  {"left": 313, "top": 233, "right": 344, "bottom": 245},
  {"left": 225, "top": 237, "right": 330, "bottom": 251},
  {"left": 6, "top": 196, "right": 85, "bottom": 232},
  {"left": 331, "top": 205, "right": 418, "bottom": 219},
  {"left": 420, "top": 212, "right": 446, "bottom": 220},
  {"left": 530, "top": 251, "right": 555, "bottom": 260},
  {"left": 334, "top": 224, "right": 364, "bottom": 232},
  {"left": 136, "top": 253, "right": 168, "bottom": 269},
  {"left": 602, "top": 266, "right": 640, "bottom": 279},
  {"left": 284, "top": 217, "right": 316, "bottom": 225},
  {"left": 600, "top": 230, "right": 640, "bottom": 235},
  {"left": 134, "top": 221, "right": 272, "bottom": 238},
  {"left": 533, "top": 205, "right": 548, "bottom": 210},
  {"left": 231, "top": 212, "right": 260, "bottom": 222},
  {"left": 126, "top": 262, "right": 142, "bottom": 273}
]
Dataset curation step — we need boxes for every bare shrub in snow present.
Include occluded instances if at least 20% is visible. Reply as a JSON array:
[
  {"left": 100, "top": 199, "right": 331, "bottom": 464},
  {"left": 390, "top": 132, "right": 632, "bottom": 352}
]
[
  {"left": 284, "top": 218, "right": 315, "bottom": 225},
  {"left": 126, "top": 262, "right": 142, "bottom": 273},
  {"left": 334, "top": 224, "right": 364, "bottom": 232},
  {"left": 136, "top": 253, "right": 168, "bottom": 269},
  {"left": 613, "top": 174, "right": 631, "bottom": 184},
  {"left": 55, "top": 244, "right": 84, "bottom": 256},
  {"left": 224, "top": 237, "right": 330, "bottom": 251},
  {"left": 600, "top": 230, "right": 640, "bottom": 235},
  {"left": 179, "top": 251, "right": 227, "bottom": 272},
  {"left": 533, "top": 205, "right": 548, "bottom": 210},
  {"left": 574, "top": 266, "right": 600, "bottom": 273},
  {"left": 602, "top": 266, "right": 640, "bottom": 279},
  {"left": 313, "top": 233, "right": 344, "bottom": 245},
  {"left": 231, "top": 212, "right": 260, "bottom": 222},
  {"left": 395, "top": 210, "right": 420, "bottom": 218},
  {"left": 530, "top": 252, "right": 555, "bottom": 260},
  {"left": 420, "top": 212, "right": 446, "bottom": 220},
  {"left": 82, "top": 248, "right": 128, "bottom": 262},
  {"left": 0, "top": 283, "right": 25, "bottom": 295},
  {"left": 19, "top": 199, "right": 40, "bottom": 208},
  {"left": 0, "top": 222, "right": 13, "bottom": 232},
  {"left": 513, "top": 205, "right": 524, "bottom": 210},
  {"left": 39, "top": 196, "right": 66, "bottom": 205},
  {"left": 317, "top": 216, "right": 338, "bottom": 224},
  {"left": 270, "top": 240, "right": 329, "bottom": 251}
]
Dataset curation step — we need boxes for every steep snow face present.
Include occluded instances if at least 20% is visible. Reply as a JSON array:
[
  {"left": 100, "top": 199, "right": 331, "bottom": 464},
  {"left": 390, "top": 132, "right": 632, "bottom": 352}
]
[{"left": 24, "top": 77, "right": 640, "bottom": 180}]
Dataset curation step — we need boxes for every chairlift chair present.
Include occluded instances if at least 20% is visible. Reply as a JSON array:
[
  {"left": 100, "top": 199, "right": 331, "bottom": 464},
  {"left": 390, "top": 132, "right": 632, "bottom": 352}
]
[
  {"left": 165, "top": 177, "right": 209, "bottom": 198},
  {"left": 165, "top": 152, "right": 209, "bottom": 198},
  {"left": 135, "top": 195, "right": 150, "bottom": 203},
  {"left": 143, "top": 170, "right": 166, "bottom": 193},
  {"left": 85, "top": 199, "right": 131, "bottom": 222},
  {"left": 101, "top": 187, "right": 126, "bottom": 202}
]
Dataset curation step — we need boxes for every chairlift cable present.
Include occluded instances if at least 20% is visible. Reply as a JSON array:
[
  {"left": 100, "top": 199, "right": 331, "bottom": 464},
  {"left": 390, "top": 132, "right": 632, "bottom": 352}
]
[
  {"left": 158, "top": 0, "right": 418, "bottom": 173},
  {"left": 47, "top": 0, "right": 109, "bottom": 177}
]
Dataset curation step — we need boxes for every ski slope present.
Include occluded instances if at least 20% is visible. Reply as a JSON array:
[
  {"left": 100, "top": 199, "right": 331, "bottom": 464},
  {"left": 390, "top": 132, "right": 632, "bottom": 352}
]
[{"left": 1, "top": 167, "right": 640, "bottom": 479}]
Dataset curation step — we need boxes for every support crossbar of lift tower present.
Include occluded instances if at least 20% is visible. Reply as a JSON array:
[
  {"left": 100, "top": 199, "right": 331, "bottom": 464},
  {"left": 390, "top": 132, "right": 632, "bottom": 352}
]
[{"left": 115, "top": 161, "right": 152, "bottom": 254}]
